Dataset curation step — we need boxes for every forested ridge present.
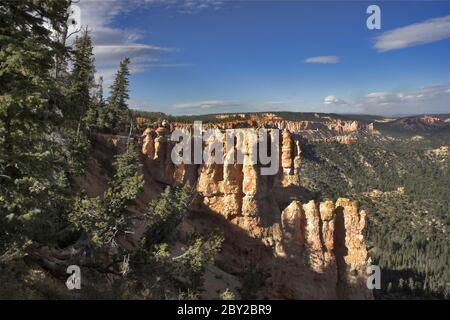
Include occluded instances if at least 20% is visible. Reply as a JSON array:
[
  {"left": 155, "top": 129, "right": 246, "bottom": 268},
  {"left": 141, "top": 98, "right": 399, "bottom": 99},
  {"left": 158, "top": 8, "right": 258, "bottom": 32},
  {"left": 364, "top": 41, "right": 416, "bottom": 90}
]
[{"left": 300, "top": 133, "right": 450, "bottom": 299}]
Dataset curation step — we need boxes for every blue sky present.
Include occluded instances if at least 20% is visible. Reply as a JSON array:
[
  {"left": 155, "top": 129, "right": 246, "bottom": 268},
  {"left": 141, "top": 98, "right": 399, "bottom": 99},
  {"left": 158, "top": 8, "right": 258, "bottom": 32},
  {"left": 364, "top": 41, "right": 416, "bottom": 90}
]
[{"left": 77, "top": 0, "right": 450, "bottom": 115}]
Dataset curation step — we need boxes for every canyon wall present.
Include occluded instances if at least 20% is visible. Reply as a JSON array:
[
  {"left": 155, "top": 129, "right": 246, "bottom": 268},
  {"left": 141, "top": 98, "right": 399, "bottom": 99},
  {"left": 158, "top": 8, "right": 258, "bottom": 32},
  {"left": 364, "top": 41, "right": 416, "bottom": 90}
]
[
  {"left": 139, "top": 124, "right": 372, "bottom": 299},
  {"left": 167, "top": 117, "right": 375, "bottom": 135}
]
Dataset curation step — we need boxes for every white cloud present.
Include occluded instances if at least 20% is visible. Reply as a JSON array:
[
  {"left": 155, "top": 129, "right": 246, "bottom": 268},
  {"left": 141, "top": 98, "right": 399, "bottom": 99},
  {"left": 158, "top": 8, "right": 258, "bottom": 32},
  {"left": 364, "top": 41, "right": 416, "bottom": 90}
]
[
  {"left": 143, "top": 0, "right": 224, "bottom": 14},
  {"left": 366, "top": 92, "right": 390, "bottom": 99},
  {"left": 365, "top": 85, "right": 449, "bottom": 102},
  {"left": 324, "top": 95, "right": 347, "bottom": 105},
  {"left": 321, "top": 85, "right": 450, "bottom": 115},
  {"left": 76, "top": 0, "right": 188, "bottom": 88},
  {"left": 77, "top": 0, "right": 124, "bottom": 29},
  {"left": 174, "top": 100, "right": 240, "bottom": 109},
  {"left": 358, "top": 84, "right": 450, "bottom": 114},
  {"left": 374, "top": 14, "right": 450, "bottom": 52},
  {"left": 136, "top": 63, "right": 192, "bottom": 68},
  {"left": 128, "top": 98, "right": 154, "bottom": 110},
  {"left": 305, "top": 56, "right": 340, "bottom": 64},
  {"left": 93, "top": 44, "right": 176, "bottom": 66}
]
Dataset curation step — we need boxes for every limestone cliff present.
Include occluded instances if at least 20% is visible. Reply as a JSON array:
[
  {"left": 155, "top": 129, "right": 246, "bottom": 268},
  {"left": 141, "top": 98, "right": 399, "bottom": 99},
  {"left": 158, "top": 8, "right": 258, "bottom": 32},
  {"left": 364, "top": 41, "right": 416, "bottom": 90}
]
[
  {"left": 139, "top": 124, "right": 372, "bottom": 299},
  {"left": 166, "top": 114, "right": 375, "bottom": 137},
  {"left": 273, "top": 199, "right": 370, "bottom": 298}
]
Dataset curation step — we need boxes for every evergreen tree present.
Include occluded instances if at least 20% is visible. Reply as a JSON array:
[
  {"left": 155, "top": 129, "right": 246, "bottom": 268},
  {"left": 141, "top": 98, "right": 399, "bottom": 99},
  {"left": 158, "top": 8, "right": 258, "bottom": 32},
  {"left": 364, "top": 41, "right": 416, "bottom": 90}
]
[
  {"left": 69, "top": 27, "right": 96, "bottom": 134},
  {"left": 0, "top": 0, "right": 73, "bottom": 257},
  {"left": 144, "top": 185, "right": 192, "bottom": 245},
  {"left": 106, "top": 57, "right": 131, "bottom": 132},
  {"left": 129, "top": 186, "right": 224, "bottom": 298},
  {"left": 69, "top": 141, "right": 144, "bottom": 249},
  {"left": 85, "top": 76, "right": 106, "bottom": 130},
  {"left": 95, "top": 77, "right": 107, "bottom": 128}
]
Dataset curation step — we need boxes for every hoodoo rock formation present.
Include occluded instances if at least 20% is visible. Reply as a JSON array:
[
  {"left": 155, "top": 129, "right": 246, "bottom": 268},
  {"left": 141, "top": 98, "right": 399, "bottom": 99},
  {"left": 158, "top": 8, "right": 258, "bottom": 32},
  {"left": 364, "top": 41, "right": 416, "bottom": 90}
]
[
  {"left": 138, "top": 124, "right": 373, "bottom": 299},
  {"left": 274, "top": 199, "right": 370, "bottom": 298}
]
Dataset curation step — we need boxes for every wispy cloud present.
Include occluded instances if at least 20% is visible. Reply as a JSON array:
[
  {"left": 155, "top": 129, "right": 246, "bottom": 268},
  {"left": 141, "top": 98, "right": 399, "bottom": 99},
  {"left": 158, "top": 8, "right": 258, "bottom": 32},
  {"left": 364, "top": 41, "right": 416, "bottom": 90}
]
[
  {"left": 92, "top": 44, "right": 177, "bottom": 66},
  {"left": 363, "top": 85, "right": 449, "bottom": 104},
  {"left": 128, "top": 98, "right": 154, "bottom": 110},
  {"left": 76, "top": 0, "right": 188, "bottom": 87},
  {"left": 174, "top": 99, "right": 240, "bottom": 109},
  {"left": 323, "top": 95, "right": 347, "bottom": 105},
  {"left": 320, "top": 85, "right": 450, "bottom": 115},
  {"left": 356, "top": 85, "right": 450, "bottom": 114},
  {"left": 305, "top": 56, "right": 340, "bottom": 64},
  {"left": 374, "top": 14, "right": 450, "bottom": 52},
  {"left": 137, "top": 63, "right": 192, "bottom": 68},
  {"left": 143, "top": 0, "right": 224, "bottom": 14}
]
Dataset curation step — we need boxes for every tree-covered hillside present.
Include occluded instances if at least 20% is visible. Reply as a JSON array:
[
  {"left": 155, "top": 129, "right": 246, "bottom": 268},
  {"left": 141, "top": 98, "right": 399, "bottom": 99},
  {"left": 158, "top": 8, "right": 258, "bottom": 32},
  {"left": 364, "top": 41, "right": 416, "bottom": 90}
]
[{"left": 299, "top": 131, "right": 450, "bottom": 299}]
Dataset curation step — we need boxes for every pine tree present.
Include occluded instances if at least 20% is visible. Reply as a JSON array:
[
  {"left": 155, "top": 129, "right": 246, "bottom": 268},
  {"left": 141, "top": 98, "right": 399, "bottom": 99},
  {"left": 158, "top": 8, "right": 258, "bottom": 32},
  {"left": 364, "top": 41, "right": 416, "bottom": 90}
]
[
  {"left": 69, "top": 28, "right": 96, "bottom": 134},
  {"left": 0, "top": 0, "right": 74, "bottom": 257},
  {"left": 144, "top": 185, "right": 192, "bottom": 245},
  {"left": 85, "top": 76, "right": 106, "bottom": 130},
  {"left": 96, "top": 77, "right": 107, "bottom": 128},
  {"left": 69, "top": 141, "right": 144, "bottom": 249},
  {"left": 128, "top": 186, "right": 223, "bottom": 298},
  {"left": 106, "top": 57, "right": 131, "bottom": 133}
]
